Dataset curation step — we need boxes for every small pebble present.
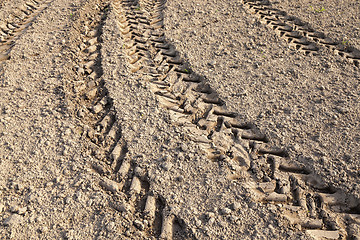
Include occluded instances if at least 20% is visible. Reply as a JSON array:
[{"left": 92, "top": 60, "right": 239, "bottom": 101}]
[
  {"left": 161, "top": 162, "right": 173, "bottom": 171},
  {"left": 4, "top": 214, "right": 23, "bottom": 226},
  {"left": 9, "top": 205, "right": 19, "bottom": 213},
  {"left": 220, "top": 207, "right": 232, "bottom": 215},
  {"left": 195, "top": 219, "right": 202, "bottom": 227},
  {"left": 106, "top": 221, "right": 116, "bottom": 232},
  {"left": 176, "top": 175, "right": 184, "bottom": 182},
  {"left": 180, "top": 144, "right": 188, "bottom": 152},
  {"left": 18, "top": 207, "right": 27, "bottom": 215},
  {"left": 134, "top": 220, "right": 145, "bottom": 231},
  {"left": 230, "top": 202, "right": 241, "bottom": 211}
]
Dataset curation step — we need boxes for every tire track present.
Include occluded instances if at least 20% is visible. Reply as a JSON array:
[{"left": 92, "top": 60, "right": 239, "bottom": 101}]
[
  {"left": 0, "top": 0, "right": 53, "bottom": 64},
  {"left": 242, "top": 0, "right": 360, "bottom": 68},
  {"left": 112, "top": 0, "right": 360, "bottom": 239},
  {"left": 70, "top": 2, "right": 193, "bottom": 239}
]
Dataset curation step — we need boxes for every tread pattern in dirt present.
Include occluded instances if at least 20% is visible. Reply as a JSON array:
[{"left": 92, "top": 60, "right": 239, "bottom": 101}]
[
  {"left": 0, "top": 0, "right": 53, "bottom": 64},
  {"left": 70, "top": 2, "right": 193, "bottom": 239},
  {"left": 242, "top": 0, "right": 360, "bottom": 68},
  {"left": 112, "top": 0, "right": 360, "bottom": 239}
]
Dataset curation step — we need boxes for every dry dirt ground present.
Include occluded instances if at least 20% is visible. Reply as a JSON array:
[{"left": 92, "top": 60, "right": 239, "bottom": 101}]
[{"left": 0, "top": 0, "right": 359, "bottom": 239}]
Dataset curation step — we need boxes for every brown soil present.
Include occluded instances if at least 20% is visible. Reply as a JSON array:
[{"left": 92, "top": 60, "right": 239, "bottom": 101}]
[{"left": 0, "top": 0, "right": 359, "bottom": 239}]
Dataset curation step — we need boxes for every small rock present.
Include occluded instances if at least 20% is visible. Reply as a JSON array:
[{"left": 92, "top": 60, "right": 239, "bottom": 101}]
[
  {"left": 195, "top": 219, "right": 202, "bottom": 227},
  {"left": 9, "top": 205, "right": 19, "bottom": 213},
  {"left": 77, "top": 67, "right": 85, "bottom": 75},
  {"left": 207, "top": 60, "right": 216, "bottom": 67},
  {"left": 230, "top": 202, "right": 241, "bottom": 211},
  {"left": 248, "top": 202, "right": 257, "bottom": 209},
  {"left": 64, "top": 128, "right": 72, "bottom": 135},
  {"left": 258, "top": 181, "right": 276, "bottom": 193},
  {"left": 206, "top": 212, "right": 215, "bottom": 219},
  {"left": 4, "top": 214, "right": 23, "bottom": 226},
  {"left": 176, "top": 175, "right": 184, "bottom": 182},
  {"left": 220, "top": 207, "right": 232, "bottom": 215},
  {"left": 124, "top": 230, "right": 131, "bottom": 237},
  {"left": 64, "top": 197, "right": 71, "bottom": 205},
  {"left": 77, "top": 109, "right": 86, "bottom": 118},
  {"left": 133, "top": 220, "right": 145, "bottom": 231},
  {"left": 79, "top": 43, "right": 87, "bottom": 51},
  {"left": 0, "top": 204, "right": 4, "bottom": 213},
  {"left": 161, "top": 162, "right": 173, "bottom": 171},
  {"left": 15, "top": 183, "right": 23, "bottom": 191},
  {"left": 335, "top": 106, "right": 348, "bottom": 114},
  {"left": 26, "top": 193, "right": 37, "bottom": 203},
  {"left": 180, "top": 144, "right": 188, "bottom": 152},
  {"left": 18, "top": 207, "right": 27, "bottom": 215},
  {"left": 229, "top": 215, "right": 239, "bottom": 223},
  {"left": 38, "top": 225, "right": 49, "bottom": 233},
  {"left": 106, "top": 221, "right": 116, "bottom": 232},
  {"left": 86, "top": 88, "right": 98, "bottom": 100}
]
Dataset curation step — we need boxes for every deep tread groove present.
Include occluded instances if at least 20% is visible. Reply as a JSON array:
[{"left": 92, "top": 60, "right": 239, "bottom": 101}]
[
  {"left": 67, "top": 2, "right": 193, "bottom": 239},
  {"left": 0, "top": 0, "right": 54, "bottom": 65},
  {"left": 112, "top": 0, "right": 360, "bottom": 238},
  {"left": 242, "top": 0, "right": 360, "bottom": 67}
]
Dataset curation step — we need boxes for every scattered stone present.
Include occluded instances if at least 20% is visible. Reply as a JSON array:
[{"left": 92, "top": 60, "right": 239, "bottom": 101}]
[
  {"left": 77, "top": 67, "right": 85, "bottom": 75},
  {"left": 220, "top": 207, "right": 232, "bottom": 215},
  {"left": 180, "top": 143, "right": 188, "bottom": 152},
  {"left": 124, "top": 230, "right": 131, "bottom": 237},
  {"left": 176, "top": 175, "right": 184, "bottom": 182},
  {"left": 106, "top": 221, "right": 116, "bottom": 232},
  {"left": 18, "top": 207, "right": 27, "bottom": 215},
  {"left": 161, "top": 162, "right": 173, "bottom": 171},
  {"left": 3, "top": 214, "right": 23, "bottom": 227},
  {"left": 206, "top": 212, "right": 215, "bottom": 219},
  {"left": 77, "top": 108, "right": 86, "bottom": 118},
  {"left": 133, "top": 220, "right": 145, "bottom": 231},
  {"left": 9, "top": 205, "right": 19, "bottom": 213},
  {"left": 195, "top": 219, "right": 202, "bottom": 227},
  {"left": 65, "top": 197, "right": 72, "bottom": 205},
  {"left": 230, "top": 202, "right": 241, "bottom": 211}
]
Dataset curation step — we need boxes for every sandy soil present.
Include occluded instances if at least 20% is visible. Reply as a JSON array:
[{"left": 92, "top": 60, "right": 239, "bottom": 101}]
[
  {"left": 0, "top": 0, "right": 359, "bottom": 239},
  {"left": 164, "top": 0, "right": 360, "bottom": 195},
  {"left": 273, "top": 0, "right": 360, "bottom": 49}
]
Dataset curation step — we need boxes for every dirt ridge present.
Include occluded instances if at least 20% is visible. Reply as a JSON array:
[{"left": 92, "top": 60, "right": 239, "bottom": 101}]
[{"left": 111, "top": 0, "right": 360, "bottom": 238}]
